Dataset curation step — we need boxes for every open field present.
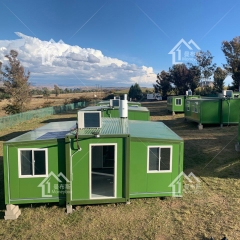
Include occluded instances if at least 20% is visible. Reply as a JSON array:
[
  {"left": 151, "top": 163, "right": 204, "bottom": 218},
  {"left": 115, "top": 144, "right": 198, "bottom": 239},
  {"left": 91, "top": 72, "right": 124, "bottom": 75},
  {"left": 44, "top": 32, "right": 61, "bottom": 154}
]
[
  {"left": 0, "top": 101, "right": 239, "bottom": 239},
  {"left": 0, "top": 92, "right": 107, "bottom": 117}
]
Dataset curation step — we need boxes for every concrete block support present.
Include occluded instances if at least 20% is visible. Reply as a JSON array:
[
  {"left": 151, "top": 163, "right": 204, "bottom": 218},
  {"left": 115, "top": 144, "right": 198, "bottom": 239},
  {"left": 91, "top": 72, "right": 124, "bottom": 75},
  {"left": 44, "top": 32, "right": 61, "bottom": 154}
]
[
  {"left": 66, "top": 204, "right": 73, "bottom": 214},
  {"left": 4, "top": 205, "right": 21, "bottom": 220},
  {"left": 198, "top": 124, "right": 203, "bottom": 130}
]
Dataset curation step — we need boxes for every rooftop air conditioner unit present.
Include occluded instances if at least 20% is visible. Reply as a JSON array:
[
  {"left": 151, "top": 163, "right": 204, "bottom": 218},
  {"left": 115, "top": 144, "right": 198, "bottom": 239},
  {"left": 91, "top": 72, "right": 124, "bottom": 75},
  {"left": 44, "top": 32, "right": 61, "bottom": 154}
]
[
  {"left": 77, "top": 111, "right": 102, "bottom": 129},
  {"left": 110, "top": 99, "right": 120, "bottom": 107}
]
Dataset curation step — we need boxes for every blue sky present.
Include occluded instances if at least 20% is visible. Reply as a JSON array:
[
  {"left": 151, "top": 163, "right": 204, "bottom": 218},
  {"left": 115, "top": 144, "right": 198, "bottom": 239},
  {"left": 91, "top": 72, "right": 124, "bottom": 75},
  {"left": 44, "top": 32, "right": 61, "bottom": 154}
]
[{"left": 0, "top": 0, "right": 239, "bottom": 88}]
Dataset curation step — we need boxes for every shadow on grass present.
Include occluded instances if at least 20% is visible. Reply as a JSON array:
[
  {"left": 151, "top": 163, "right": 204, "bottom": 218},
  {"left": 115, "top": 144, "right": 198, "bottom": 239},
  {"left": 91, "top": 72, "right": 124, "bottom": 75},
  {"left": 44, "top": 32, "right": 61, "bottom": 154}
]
[{"left": 183, "top": 136, "right": 240, "bottom": 179}]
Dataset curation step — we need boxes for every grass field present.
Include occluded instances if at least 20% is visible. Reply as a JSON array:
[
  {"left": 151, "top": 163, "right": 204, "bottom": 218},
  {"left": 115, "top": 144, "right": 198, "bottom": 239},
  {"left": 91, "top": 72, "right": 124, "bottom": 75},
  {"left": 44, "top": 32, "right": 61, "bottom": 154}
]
[{"left": 0, "top": 101, "right": 239, "bottom": 239}]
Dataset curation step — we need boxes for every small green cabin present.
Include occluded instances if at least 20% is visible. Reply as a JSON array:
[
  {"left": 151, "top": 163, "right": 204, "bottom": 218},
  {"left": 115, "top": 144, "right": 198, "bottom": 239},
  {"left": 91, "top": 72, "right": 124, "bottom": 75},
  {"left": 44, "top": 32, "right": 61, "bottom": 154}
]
[
  {"left": 3, "top": 115, "right": 183, "bottom": 219},
  {"left": 167, "top": 95, "right": 200, "bottom": 115},
  {"left": 185, "top": 97, "right": 240, "bottom": 129},
  {"left": 81, "top": 105, "right": 150, "bottom": 121}
]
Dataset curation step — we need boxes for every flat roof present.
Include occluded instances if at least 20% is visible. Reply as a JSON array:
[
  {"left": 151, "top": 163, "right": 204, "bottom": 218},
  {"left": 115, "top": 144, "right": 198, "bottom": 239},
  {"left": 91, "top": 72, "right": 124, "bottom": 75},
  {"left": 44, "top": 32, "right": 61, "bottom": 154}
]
[
  {"left": 7, "top": 121, "right": 76, "bottom": 143},
  {"left": 6, "top": 119, "right": 182, "bottom": 143},
  {"left": 81, "top": 106, "right": 149, "bottom": 112},
  {"left": 128, "top": 120, "right": 182, "bottom": 141}
]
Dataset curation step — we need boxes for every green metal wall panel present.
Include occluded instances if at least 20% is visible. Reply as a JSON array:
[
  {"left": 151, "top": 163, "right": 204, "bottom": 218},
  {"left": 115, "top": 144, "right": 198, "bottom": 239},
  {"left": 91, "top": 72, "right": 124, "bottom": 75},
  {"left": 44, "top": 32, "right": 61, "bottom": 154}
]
[
  {"left": 5, "top": 140, "right": 66, "bottom": 204},
  {"left": 167, "top": 96, "right": 185, "bottom": 113},
  {"left": 129, "top": 139, "right": 183, "bottom": 198},
  {"left": 70, "top": 137, "right": 124, "bottom": 202},
  {"left": 221, "top": 99, "right": 240, "bottom": 124},
  {"left": 185, "top": 98, "right": 240, "bottom": 125},
  {"left": 101, "top": 109, "right": 149, "bottom": 121},
  {"left": 185, "top": 99, "right": 221, "bottom": 124},
  {"left": 201, "top": 100, "right": 221, "bottom": 124}
]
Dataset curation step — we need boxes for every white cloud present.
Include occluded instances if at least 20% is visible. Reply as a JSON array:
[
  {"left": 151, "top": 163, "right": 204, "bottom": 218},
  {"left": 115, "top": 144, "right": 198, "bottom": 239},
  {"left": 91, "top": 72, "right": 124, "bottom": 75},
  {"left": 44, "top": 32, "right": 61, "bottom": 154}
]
[{"left": 0, "top": 32, "right": 156, "bottom": 87}]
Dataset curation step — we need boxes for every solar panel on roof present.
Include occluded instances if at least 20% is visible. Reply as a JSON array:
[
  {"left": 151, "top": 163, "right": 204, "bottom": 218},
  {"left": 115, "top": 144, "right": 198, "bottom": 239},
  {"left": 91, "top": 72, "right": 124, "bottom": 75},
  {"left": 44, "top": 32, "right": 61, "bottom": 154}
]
[{"left": 37, "top": 131, "right": 70, "bottom": 140}]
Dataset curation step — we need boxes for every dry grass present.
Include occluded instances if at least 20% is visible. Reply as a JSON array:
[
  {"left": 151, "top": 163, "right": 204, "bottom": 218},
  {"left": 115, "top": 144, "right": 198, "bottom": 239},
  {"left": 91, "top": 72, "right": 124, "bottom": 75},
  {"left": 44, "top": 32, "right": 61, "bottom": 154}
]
[
  {"left": 0, "top": 92, "right": 106, "bottom": 117},
  {"left": 0, "top": 101, "right": 239, "bottom": 239}
]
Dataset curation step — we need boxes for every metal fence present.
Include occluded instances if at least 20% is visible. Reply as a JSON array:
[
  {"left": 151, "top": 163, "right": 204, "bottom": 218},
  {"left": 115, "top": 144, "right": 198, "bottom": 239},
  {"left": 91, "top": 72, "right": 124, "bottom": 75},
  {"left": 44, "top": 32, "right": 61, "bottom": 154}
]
[{"left": 0, "top": 101, "right": 86, "bottom": 130}]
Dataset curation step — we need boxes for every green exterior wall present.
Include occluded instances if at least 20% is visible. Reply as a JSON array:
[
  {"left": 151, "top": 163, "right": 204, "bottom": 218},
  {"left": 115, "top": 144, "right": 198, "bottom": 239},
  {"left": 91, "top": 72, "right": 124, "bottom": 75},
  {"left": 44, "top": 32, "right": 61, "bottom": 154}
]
[
  {"left": 167, "top": 95, "right": 201, "bottom": 113},
  {"left": 167, "top": 96, "right": 185, "bottom": 113},
  {"left": 65, "top": 136, "right": 128, "bottom": 205},
  {"left": 101, "top": 109, "right": 149, "bottom": 121},
  {"left": 4, "top": 139, "right": 67, "bottom": 205},
  {"left": 221, "top": 99, "right": 240, "bottom": 124},
  {"left": 238, "top": 112, "right": 240, "bottom": 143},
  {"left": 4, "top": 122, "right": 183, "bottom": 206},
  {"left": 129, "top": 138, "right": 184, "bottom": 198},
  {"left": 185, "top": 98, "right": 240, "bottom": 125}
]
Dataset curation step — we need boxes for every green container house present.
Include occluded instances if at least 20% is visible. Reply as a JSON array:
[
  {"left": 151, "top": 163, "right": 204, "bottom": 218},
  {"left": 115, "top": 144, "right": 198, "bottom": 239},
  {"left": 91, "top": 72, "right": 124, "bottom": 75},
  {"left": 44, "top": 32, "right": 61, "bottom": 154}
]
[
  {"left": 80, "top": 105, "right": 150, "bottom": 121},
  {"left": 3, "top": 112, "right": 183, "bottom": 219},
  {"left": 167, "top": 95, "right": 200, "bottom": 115},
  {"left": 185, "top": 97, "right": 240, "bottom": 129}
]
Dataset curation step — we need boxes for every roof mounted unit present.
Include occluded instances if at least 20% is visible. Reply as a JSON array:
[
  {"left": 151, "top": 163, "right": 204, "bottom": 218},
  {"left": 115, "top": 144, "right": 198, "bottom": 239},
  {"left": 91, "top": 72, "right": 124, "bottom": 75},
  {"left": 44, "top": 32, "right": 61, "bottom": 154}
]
[
  {"left": 110, "top": 99, "right": 120, "bottom": 107},
  {"left": 186, "top": 89, "right": 192, "bottom": 96},
  {"left": 222, "top": 90, "right": 233, "bottom": 98},
  {"left": 77, "top": 111, "right": 102, "bottom": 129}
]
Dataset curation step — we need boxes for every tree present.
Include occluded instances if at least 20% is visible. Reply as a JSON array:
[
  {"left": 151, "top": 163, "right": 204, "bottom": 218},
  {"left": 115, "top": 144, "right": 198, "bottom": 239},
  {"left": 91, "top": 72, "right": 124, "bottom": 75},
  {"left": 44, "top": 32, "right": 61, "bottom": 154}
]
[
  {"left": 213, "top": 67, "right": 227, "bottom": 93},
  {"left": 155, "top": 71, "right": 172, "bottom": 98},
  {"left": 0, "top": 50, "right": 31, "bottom": 114},
  {"left": 188, "top": 65, "right": 201, "bottom": 90},
  {"left": 168, "top": 64, "right": 201, "bottom": 95},
  {"left": 42, "top": 87, "right": 51, "bottom": 101},
  {"left": 53, "top": 84, "right": 60, "bottom": 97},
  {"left": 128, "top": 83, "right": 143, "bottom": 100},
  {"left": 195, "top": 50, "right": 216, "bottom": 86},
  {"left": 222, "top": 36, "right": 240, "bottom": 91}
]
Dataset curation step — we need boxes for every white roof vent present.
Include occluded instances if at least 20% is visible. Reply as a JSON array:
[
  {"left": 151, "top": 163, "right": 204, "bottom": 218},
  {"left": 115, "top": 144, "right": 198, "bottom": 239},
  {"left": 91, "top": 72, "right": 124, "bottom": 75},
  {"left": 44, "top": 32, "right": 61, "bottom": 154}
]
[
  {"left": 77, "top": 111, "right": 102, "bottom": 129},
  {"left": 119, "top": 94, "right": 128, "bottom": 118}
]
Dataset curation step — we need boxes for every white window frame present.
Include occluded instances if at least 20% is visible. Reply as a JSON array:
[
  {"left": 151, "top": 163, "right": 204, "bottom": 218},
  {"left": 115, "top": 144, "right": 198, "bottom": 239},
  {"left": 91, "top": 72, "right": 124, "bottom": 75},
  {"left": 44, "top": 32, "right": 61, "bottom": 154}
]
[
  {"left": 147, "top": 146, "right": 172, "bottom": 173},
  {"left": 175, "top": 98, "right": 182, "bottom": 106},
  {"left": 18, "top": 148, "right": 48, "bottom": 178}
]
